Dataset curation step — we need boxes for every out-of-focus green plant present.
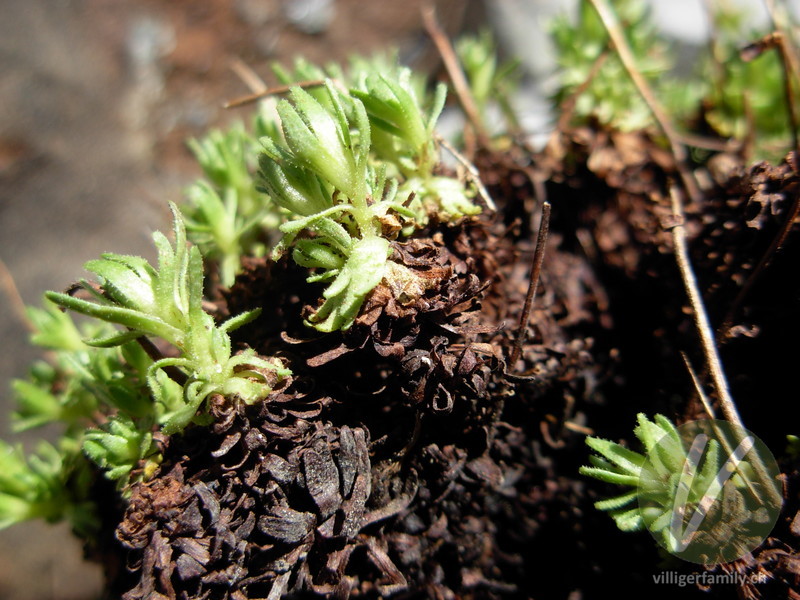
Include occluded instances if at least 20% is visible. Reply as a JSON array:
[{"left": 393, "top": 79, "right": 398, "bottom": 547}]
[
  {"left": 0, "top": 439, "right": 96, "bottom": 536},
  {"left": 2, "top": 191, "right": 290, "bottom": 536},
  {"left": 2, "top": 302, "right": 157, "bottom": 531},
  {"left": 7, "top": 203, "right": 291, "bottom": 508},
  {"left": 550, "top": 0, "right": 678, "bottom": 131},
  {"left": 549, "top": 0, "right": 797, "bottom": 161},
  {"left": 701, "top": 3, "right": 797, "bottom": 161},
  {"left": 11, "top": 300, "right": 162, "bottom": 489},
  {"left": 456, "top": 30, "right": 521, "bottom": 133},
  {"left": 183, "top": 116, "right": 282, "bottom": 287}
]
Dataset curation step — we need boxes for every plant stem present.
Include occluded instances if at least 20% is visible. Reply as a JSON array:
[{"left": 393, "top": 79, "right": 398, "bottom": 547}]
[
  {"left": 224, "top": 80, "right": 327, "bottom": 109},
  {"left": 135, "top": 333, "right": 188, "bottom": 386},
  {"left": 0, "top": 257, "right": 33, "bottom": 334},
  {"left": 669, "top": 185, "right": 742, "bottom": 430},
  {"left": 422, "top": 6, "right": 490, "bottom": 150},
  {"left": 435, "top": 134, "right": 496, "bottom": 211},
  {"left": 587, "top": 0, "right": 702, "bottom": 205},
  {"left": 509, "top": 201, "right": 551, "bottom": 370}
]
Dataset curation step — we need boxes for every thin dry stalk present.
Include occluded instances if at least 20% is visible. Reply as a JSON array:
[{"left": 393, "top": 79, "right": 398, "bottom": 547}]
[
  {"left": 509, "top": 201, "right": 552, "bottom": 369},
  {"left": 224, "top": 80, "right": 327, "bottom": 109},
  {"left": 681, "top": 352, "right": 768, "bottom": 502},
  {"left": 676, "top": 132, "right": 738, "bottom": 153},
  {"left": 672, "top": 186, "right": 783, "bottom": 507},
  {"left": 776, "top": 35, "right": 799, "bottom": 153},
  {"left": 669, "top": 185, "right": 743, "bottom": 429},
  {"left": 545, "top": 48, "right": 610, "bottom": 160},
  {"left": 554, "top": 49, "right": 610, "bottom": 134},
  {"left": 681, "top": 351, "right": 718, "bottom": 419},
  {"left": 0, "top": 257, "right": 33, "bottom": 333},
  {"left": 230, "top": 58, "right": 269, "bottom": 95},
  {"left": 587, "top": 0, "right": 703, "bottom": 205},
  {"left": 421, "top": 6, "right": 490, "bottom": 150},
  {"left": 135, "top": 333, "right": 188, "bottom": 386},
  {"left": 435, "top": 133, "right": 496, "bottom": 211}
]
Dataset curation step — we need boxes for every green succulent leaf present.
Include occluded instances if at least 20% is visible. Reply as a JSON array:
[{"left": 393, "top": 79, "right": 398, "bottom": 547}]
[
  {"left": 579, "top": 465, "right": 640, "bottom": 487},
  {"left": 219, "top": 308, "right": 262, "bottom": 335},
  {"left": 84, "top": 254, "right": 157, "bottom": 312},
  {"left": 581, "top": 414, "right": 681, "bottom": 534},
  {"left": 611, "top": 507, "right": 645, "bottom": 532},
  {"left": 44, "top": 292, "right": 184, "bottom": 348},
  {"left": 292, "top": 239, "right": 347, "bottom": 272},
  {"left": 585, "top": 436, "right": 646, "bottom": 475},
  {"left": 594, "top": 490, "right": 640, "bottom": 511},
  {"left": 352, "top": 72, "right": 430, "bottom": 150},
  {"left": 258, "top": 141, "right": 334, "bottom": 218},
  {"left": 307, "top": 236, "right": 390, "bottom": 332},
  {"left": 255, "top": 67, "right": 484, "bottom": 332},
  {"left": 278, "top": 83, "right": 365, "bottom": 201}
]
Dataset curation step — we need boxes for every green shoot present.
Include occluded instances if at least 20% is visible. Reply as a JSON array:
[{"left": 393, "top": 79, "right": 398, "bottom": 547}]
[
  {"left": 45, "top": 204, "right": 290, "bottom": 435},
  {"left": 258, "top": 68, "right": 482, "bottom": 331}
]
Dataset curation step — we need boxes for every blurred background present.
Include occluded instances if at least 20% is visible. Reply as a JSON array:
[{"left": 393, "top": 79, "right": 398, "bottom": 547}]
[{"left": 0, "top": 0, "right": 792, "bottom": 598}]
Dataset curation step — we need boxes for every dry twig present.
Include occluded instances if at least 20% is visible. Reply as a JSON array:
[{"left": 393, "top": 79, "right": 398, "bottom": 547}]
[
  {"left": 509, "top": 201, "right": 552, "bottom": 370},
  {"left": 435, "top": 133, "right": 496, "bottom": 211},
  {"left": 224, "top": 80, "right": 327, "bottom": 109},
  {"left": 681, "top": 352, "right": 768, "bottom": 502},
  {"left": 681, "top": 351, "right": 717, "bottom": 420},
  {"left": 229, "top": 58, "right": 269, "bottom": 96},
  {"left": 587, "top": 0, "right": 703, "bottom": 204},
  {"left": 0, "top": 256, "right": 33, "bottom": 333},
  {"left": 671, "top": 186, "right": 782, "bottom": 507},
  {"left": 421, "top": 6, "right": 490, "bottom": 150},
  {"left": 669, "top": 185, "right": 742, "bottom": 429},
  {"left": 554, "top": 49, "right": 610, "bottom": 135}
]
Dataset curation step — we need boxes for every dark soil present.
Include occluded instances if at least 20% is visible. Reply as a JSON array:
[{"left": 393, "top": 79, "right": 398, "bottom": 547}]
[{"left": 103, "top": 115, "right": 800, "bottom": 599}]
